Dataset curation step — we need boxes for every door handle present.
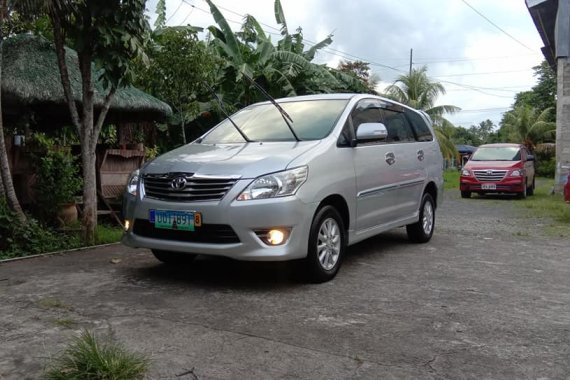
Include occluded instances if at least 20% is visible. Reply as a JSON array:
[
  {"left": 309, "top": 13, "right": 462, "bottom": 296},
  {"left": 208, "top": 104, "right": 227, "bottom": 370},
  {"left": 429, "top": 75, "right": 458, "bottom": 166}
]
[
  {"left": 385, "top": 152, "right": 396, "bottom": 165},
  {"left": 417, "top": 149, "right": 425, "bottom": 161}
]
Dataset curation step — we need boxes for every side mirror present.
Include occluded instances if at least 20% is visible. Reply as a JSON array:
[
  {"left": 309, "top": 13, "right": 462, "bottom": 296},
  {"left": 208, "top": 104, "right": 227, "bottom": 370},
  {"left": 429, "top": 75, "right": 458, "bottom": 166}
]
[
  {"left": 527, "top": 154, "right": 535, "bottom": 162},
  {"left": 355, "top": 122, "right": 388, "bottom": 144}
]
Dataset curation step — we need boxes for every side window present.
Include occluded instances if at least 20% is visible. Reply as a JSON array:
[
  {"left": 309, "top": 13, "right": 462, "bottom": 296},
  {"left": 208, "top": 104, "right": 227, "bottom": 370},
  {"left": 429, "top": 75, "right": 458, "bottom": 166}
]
[
  {"left": 337, "top": 119, "right": 353, "bottom": 147},
  {"left": 351, "top": 99, "right": 382, "bottom": 133},
  {"left": 379, "top": 109, "right": 416, "bottom": 143},
  {"left": 405, "top": 109, "right": 433, "bottom": 142}
]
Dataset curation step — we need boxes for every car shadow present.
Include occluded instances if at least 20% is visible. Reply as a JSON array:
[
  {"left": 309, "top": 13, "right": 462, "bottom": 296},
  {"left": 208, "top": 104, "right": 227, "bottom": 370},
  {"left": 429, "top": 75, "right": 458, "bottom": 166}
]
[
  {"left": 129, "top": 256, "right": 305, "bottom": 290},
  {"left": 125, "top": 230, "right": 409, "bottom": 289}
]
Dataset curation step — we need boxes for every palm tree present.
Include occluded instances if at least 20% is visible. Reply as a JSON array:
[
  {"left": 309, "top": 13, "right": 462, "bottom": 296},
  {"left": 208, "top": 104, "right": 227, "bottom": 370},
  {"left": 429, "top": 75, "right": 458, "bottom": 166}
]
[
  {"left": 386, "top": 66, "right": 460, "bottom": 159},
  {"left": 502, "top": 106, "right": 555, "bottom": 151}
]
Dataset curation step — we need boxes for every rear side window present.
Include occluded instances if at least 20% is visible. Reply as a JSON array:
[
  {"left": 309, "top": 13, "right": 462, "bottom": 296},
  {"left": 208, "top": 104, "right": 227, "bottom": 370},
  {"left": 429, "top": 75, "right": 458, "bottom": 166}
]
[
  {"left": 379, "top": 109, "right": 416, "bottom": 143},
  {"left": 405, "top": 109, "right": 433, "bottom": 142}
]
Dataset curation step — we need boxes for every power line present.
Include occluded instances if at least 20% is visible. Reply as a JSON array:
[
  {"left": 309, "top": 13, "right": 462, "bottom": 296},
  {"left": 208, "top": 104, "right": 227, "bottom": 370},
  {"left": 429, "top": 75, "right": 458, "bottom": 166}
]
[
  {"left": 456, "top": 107, "right": 510, "bottom": 113},
  {"left": 460, "top": 0, "right": 535, "bottom": 52},
  {"left": 446, "top": 85, "right": 530, "bottom": 93},
  {"left": 165, "top": 0, "right": 185, "bottom": 24},
  {"left": 180, "top": 4, "right": 195, "bottom": 25},
  {"left": 433, "top": 69, "right": 532, "bottom": 78},
  {"left": 438, "top": 79, "right": 519, "bottom": 98}
]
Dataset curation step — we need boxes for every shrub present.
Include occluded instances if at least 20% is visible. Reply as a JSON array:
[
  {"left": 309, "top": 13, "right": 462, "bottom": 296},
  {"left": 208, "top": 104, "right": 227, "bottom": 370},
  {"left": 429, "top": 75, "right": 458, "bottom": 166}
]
[
  {"left": 535, "top": 158, "right": 556, "bottom": 177},
  {"left": 35, "top": 149, "right": 83, "bottom": 205},
  {"left": 0, "top": 197, "right": 80, "bottom": 259},
  {"left": 44, "top": 330, "right": 149, "bottom": 380},
  {"left": 534, "top": 144, "right": 556, "bottom": 178}
]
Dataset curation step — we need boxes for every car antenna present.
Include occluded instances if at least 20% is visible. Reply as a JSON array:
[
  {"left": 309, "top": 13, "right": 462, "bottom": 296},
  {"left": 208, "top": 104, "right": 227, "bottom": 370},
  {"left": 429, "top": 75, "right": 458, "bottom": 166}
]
[
  {"left": 202, "top": 82, "right": 251, "bottom": 143},
  {"left": 242, "top": 74, "right": 301, "bottom": 142}
]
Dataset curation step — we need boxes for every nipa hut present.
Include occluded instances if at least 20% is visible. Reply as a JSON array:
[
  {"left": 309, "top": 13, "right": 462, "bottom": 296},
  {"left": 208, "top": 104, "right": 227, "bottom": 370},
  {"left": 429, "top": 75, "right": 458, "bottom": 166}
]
[{"left": 1, "top": 34, "right": 172, "bottom": 206}]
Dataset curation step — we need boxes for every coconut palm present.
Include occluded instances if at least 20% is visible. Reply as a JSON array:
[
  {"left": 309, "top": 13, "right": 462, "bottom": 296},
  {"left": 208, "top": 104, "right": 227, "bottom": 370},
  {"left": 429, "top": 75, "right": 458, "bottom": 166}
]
[
  {"left": 386, "top": 66, "right": 460, "bottom": 159},
  {"left": 502, "top": 106, "right": 555, "bottom": 151}
]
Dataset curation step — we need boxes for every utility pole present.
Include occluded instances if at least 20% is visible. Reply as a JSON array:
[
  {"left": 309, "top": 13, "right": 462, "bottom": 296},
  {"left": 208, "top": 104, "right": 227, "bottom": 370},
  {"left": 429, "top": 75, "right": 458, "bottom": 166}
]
[{"left": 409, "top": 48, "right": 413, "bottom": 75}]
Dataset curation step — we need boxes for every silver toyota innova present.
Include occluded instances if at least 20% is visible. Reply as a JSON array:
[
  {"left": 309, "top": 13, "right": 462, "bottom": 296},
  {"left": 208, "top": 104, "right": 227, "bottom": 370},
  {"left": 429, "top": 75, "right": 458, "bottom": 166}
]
[{"left": 122, "top": 94, "right": 444, "bottom": 282}]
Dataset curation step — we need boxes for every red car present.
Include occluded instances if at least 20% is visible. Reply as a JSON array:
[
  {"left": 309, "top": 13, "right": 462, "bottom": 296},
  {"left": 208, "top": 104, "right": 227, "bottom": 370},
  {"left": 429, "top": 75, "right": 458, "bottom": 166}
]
[{"left": 460, "top": 143, "right": 535, "bottom": 199}]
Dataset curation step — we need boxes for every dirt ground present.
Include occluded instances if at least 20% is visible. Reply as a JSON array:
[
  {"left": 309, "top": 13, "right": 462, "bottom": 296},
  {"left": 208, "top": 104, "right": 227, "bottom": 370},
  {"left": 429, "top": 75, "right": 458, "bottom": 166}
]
[{"left": 1, "top": 191, "right": 569, "bottom": 379}]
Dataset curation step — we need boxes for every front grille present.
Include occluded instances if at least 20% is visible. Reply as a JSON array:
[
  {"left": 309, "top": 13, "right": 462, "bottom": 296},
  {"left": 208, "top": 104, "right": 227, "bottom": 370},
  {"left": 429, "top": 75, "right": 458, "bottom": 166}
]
[
  {"left": 473, "top": 169, "right": 507, "bottom": 182},
  {"left": 143, "top": 173, "right": 238, "bottom": 202},
  {"left": 133, "top": 219, "right": 240, "bottom": 244}
]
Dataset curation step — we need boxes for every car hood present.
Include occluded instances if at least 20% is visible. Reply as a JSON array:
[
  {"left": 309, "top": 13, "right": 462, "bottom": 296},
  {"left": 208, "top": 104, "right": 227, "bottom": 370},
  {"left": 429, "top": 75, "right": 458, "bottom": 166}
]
[
  {"left": 143, "top": 141, "right": 321, "bottom": 179},
  {"left": 465, "top": 161, "right": 521, "bottom": 170}
]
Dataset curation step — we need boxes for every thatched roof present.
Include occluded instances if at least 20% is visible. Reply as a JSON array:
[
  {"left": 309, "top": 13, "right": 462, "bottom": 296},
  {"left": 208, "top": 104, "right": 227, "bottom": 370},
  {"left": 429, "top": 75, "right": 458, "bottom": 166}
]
[{"left": 1, "top": 34, "right": 172, "bottom": 124}]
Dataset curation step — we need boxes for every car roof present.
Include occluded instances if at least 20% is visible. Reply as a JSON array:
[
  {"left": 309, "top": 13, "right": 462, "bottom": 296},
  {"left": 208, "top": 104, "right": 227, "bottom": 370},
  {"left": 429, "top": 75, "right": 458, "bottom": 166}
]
[
  {"left": 246, "top": 93, "right": 433, "bottom": 126},
  {"left": 260, "top": 93, "right": 426, "bottom": 115}
]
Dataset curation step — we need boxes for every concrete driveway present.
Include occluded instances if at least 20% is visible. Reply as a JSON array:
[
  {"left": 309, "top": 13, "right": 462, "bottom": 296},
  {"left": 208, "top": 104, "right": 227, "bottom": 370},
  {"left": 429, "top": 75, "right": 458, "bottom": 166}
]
[{"left": 1, "top": 191, "right": 569, "bottom": 379}]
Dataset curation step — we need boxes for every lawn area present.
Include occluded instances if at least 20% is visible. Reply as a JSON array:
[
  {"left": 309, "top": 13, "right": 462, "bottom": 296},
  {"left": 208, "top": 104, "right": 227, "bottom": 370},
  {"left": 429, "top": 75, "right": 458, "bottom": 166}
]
[
  {"left": 443, "top": 169, "right": 460, "bottom": 190},
  {"left": 519, "top": 178, "right": 570, "bottom": 236}
]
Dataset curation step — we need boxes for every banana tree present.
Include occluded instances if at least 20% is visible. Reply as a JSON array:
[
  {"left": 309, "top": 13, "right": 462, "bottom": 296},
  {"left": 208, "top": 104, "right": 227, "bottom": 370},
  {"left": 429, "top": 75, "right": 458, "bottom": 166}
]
[{"left": 205, "top": 0, "right": 344, "bottom": 106}]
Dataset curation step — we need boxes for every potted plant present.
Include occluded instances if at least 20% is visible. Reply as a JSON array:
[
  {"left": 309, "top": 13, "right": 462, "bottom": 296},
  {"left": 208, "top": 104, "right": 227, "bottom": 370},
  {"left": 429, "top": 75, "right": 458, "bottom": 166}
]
[{"left": 34, "top": 149, "right": 83, "bottom": 226}]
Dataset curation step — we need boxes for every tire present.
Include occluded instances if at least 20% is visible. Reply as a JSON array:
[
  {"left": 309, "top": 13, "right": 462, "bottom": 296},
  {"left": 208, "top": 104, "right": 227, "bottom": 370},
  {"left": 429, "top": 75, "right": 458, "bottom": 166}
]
[
  {"left": 527, "top": 177, "right": 535, "bottom": 196},
  {"left": 304, "top": 205, "right": 346, "bottom": 283},
  {"left": 461, "top": 191, "right": 471, "bottom": 199},
  {"left": 152, "top": 250, "right": 196, "bottom": 265},
  {"left": 518, "top": 180, "right": 527, "bottom": 199},
  {"left": 406, "top": 193, "right": 436, "bottom": 243}
]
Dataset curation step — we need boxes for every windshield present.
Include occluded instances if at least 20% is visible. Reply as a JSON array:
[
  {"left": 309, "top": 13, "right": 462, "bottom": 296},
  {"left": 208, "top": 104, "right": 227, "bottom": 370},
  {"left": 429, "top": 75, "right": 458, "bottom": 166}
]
[
  {"left": 201, "top": 99, "right": 349, "bottom": 143},
  {"left": 470, "top": 146, "right": 521, "bottom": 161}
]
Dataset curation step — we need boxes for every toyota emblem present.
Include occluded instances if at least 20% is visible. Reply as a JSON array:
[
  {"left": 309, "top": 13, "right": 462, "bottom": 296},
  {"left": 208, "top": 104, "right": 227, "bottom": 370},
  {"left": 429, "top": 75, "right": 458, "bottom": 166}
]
[{"left": 171, "top": 176, "right": 187, "bottom": 190}]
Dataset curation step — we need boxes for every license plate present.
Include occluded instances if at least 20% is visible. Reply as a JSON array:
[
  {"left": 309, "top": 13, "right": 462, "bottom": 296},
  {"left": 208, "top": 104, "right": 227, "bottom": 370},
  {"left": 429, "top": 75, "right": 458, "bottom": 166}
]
[
  {"left": 481, "top": 184, "right": 496, "bottom": 190},
  {"left": 149, "top": 210, "right": 201, "bottom": 231}
]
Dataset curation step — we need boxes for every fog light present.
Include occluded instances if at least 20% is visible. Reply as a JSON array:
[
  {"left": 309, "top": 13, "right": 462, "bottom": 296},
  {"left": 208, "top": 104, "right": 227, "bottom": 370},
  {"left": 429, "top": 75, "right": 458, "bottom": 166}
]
[
  {"left": 255, "top": 228, "right": 291, "bottom": 246},
  {"left": 124, "top": 220, "right": 130, "bottom": 231},
  {"left": 267, "top": 229, "right": 285, "bottom": 245}
]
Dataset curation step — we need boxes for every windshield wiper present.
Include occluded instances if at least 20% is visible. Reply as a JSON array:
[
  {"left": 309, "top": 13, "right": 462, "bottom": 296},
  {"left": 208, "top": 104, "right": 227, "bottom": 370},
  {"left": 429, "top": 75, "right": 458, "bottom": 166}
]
[
  {"left": 202, "top": 82, "right": 251, "bottom": 143},
  {"left": 242, "top": 74, "right": 301, "bottom": 142}
]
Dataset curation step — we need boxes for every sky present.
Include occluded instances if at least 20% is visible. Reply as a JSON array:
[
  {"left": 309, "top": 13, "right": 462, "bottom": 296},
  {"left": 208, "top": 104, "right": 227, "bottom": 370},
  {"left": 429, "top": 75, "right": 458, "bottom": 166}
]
[{"left": 147, "top": 0, "right": 546, "bottom": 129}]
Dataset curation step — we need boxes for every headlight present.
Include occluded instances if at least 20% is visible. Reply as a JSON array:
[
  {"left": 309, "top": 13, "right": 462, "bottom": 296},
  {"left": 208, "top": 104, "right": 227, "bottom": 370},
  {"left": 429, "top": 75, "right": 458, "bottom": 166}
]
[
  {"left": 461, "top": 169, "right": 470, "bottom": 176},
  {"left": 237, "top": 166, "right": 308, "bottom": 201},
  {"left": 510, "top": 169, "right": 523, "bottom": 177},
  {"left": 127, "top": 169, "right": 140, "bottom": 196}
]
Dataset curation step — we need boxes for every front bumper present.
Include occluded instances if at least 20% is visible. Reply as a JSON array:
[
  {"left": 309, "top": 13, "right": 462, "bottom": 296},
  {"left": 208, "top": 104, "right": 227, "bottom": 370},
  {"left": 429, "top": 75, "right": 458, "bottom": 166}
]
[
  {"left": 121, "top": 182, "right": 318, "bottom": 261},
  {"left": 460, "top": 177, "right": 525, "bottom": 193}
]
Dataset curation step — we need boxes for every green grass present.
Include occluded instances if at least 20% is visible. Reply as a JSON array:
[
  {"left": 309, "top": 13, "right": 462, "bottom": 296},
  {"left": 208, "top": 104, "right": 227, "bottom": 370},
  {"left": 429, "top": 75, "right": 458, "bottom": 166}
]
[
  {"left": 95, "top": 224, "right": 124, "bottom": 245},
  {"left": 53, "top": 318, "right": 77, "bottom": 329},
  {"left": 517, "top": 178, "right": 570, "bottom": 235},
  {"left": 44, "top": 330, "right": 149, "bottom": 380},
  {"left": 443, "top": 169, "right": 460, "bottom": 190},
  {"left": 38, "top": 297, "right": 73, "bottom": 311}
]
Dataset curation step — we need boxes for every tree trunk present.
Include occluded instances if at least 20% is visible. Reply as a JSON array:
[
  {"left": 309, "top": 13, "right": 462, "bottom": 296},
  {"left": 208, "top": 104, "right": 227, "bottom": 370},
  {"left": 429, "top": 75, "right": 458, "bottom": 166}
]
[
  {"left": 181, "top": 117, "right": 186, "bottom": 144},
  {"left": 81, "top": 135, "right": 97, "bottom": 244},
  {"left": 0, "top": 2, "right": 26, "bottom": 223},
  {"left": 78, "top": 43, "right": 97, "bottom": 244}
]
